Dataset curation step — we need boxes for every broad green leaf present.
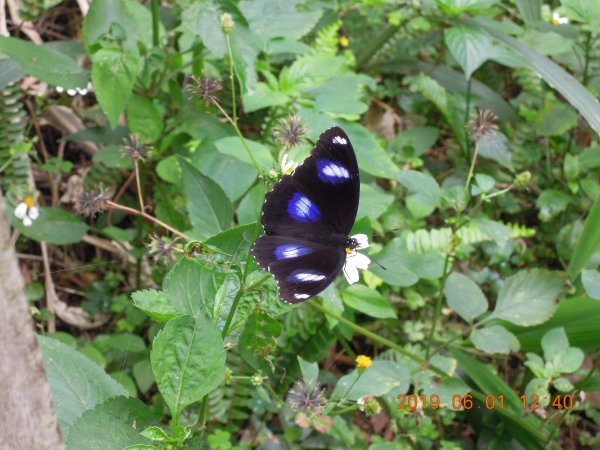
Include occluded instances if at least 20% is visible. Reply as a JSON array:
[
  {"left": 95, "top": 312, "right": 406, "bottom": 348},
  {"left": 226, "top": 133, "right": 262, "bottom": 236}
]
[
  {"left": 230, "top": 25, "right": 261, "bottom": 94},
  {"left": 553, "top": 377, "right": 574, "bottom": 392},
  {"left": 163, "top": 258, "right": 210, "bottom": 317},
  {"left": 569, "top": 194, "right": 600, "bottom": 276},
  {"left": 437, "top": 0, "right": 498, "bottom": 14},
  {"left": 474, "top": 218, "right": 511, "bottom": 248},
  {"left": 490, "top": 269, "right": 564, "bottom": 326},
  {"left": 94, "top": 334, "right": 146, "bottom": 354},
  {"left": 132, "top": 359, "right": 155, "bottom": 394},
  {"left": 242, "top": 82, "right": 289, "bottom": 113},
  {"left": 181, "top": 0, "right": 226, "bottom": 57},
  {"left": 131, "top": 289, "right": 180, "bottom": 322},
  {"left": 444, "top": 25, "right": 493, "bottom": 79},
  {"left": 150, "top": 314, "right": 226, "bottom": 418},
  {"left": 39, "top": 336, "right": 128, "bottom": 439},
  {"left": 214, "top": 136, "right": 274, "bottom": 168},
  {"left": 341, "top": 285, "right": 397, "bottom": 319},
  {"left": 91, "top": 48, "right": 139, "bottom": 128},
  {"left": 308, "top": 74, "right": 375, "bottom": 116},
  {"left": 541, "top": 327, "right": 569, "bottom": 360},
  {"left": 180, "top": 158, "right": 233, "bottom": 239},
  {"left": 582, "top": 270, "right": 600, "bottom": 300},
  {"left": 391, "top": 126, "right": 440, "bottom": 157},
  {"left": 542, "top": 327, "right": 584, "bottom": 374},
  {"left": 536, "top": 189, "right": 571, "bottom": 222},
  {"left": 93, "top": 145, "right": 133, "bottom": 169},
  {"left": 82, "top": 0, "right": 156, "bottom": 51},
  {"left": 9, "top": 207, "right": 88, "bottom": 245},
  {"left": 298, "top": 356, "right": 319, "bottom": 391},
  {"left": 237, "top": 183, "right": 265, "bottom": 225},
  {"left": 561, "top": 0, "right": 600, "bottom": 28},
  {"left": 445, "top": 272, "right": 488, "bottom": 322},
  {"left": 331, "top": 361, "right": 410, "bottom": 401},
  {"left": 0, "top": 37, "right": 87, "bottom": 89},
  {"left": 127, "top": 95, "right": 163, "bottom": 142},
  {"left": 0, "top": 57, "right": 24, "bottom": 89},
  {"left": 357, "top": 184, "right": 394, "bottom": 220},
  {"left": 238, "top": 309, "right": 281, "bottom": 372},
  {"left": 396, "top": 170, "right": 441, "bottom": 218},
  {"left": 421, "top": 378, "right": 470, "bottom": 410},
  {"left": 110, "top": 372, "right": 137, "bottom": 397},
  {"left": 524, "top": 378, "right": 550, "bottom": 407},
  {"left": 477, "top": 129, "right": 512, "bottom": 168},
  {"left": 370, "top": 238, "right": 445, "bottom": 287},
  {"left": 239, "top": 0, "right": 322, "bottom": 42},
  {"left": 471, "top": 325, "right": 520, "bottom": 354},
  {"left": 515, "top": 0, "right": 542, "bottom": 24},
  {"left": 65, "top": 397, "right": 158, "bottom": 450},
  {"left": 535, "top": 101, "right": 579, "bottom": 136},
  {"left": 471, "top": 18, "right": 600, "bottom": 137}
]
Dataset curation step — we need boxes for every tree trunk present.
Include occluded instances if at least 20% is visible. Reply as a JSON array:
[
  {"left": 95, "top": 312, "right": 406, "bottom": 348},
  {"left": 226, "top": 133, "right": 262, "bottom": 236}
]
[{"left": 0, "top": 191, "right": 64, "bottom": 449}]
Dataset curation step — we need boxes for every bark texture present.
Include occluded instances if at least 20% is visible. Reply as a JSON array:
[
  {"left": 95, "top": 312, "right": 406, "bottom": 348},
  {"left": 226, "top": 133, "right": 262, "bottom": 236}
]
[{"left": 0, "top": 192, "right": 64, "bottom": 449}]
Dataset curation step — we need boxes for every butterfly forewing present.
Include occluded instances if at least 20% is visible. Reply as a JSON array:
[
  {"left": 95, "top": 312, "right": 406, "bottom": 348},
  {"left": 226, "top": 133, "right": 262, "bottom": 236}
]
[{"left": 252, "top": 126, "right": 361, "bottom": 303}]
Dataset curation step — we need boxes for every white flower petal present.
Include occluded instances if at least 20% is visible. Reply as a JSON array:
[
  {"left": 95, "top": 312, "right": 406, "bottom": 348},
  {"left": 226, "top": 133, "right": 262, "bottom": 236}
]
[
  {"left": 56, "top": 86, "right": 64, "bottom": 93},
  {"left": 67, "top": 89, "right": 77, "bottom": 96},
  {"left": 22, "top": 216, "right": 32, "bottom": 227},
  {"left": 350, "top": 252, "right": 371, "bottom": 270},
  {"left": 28, "top": 206, "right": 39, "bottom": 220},
  {"left": 14, "top": 202, "right": 27, "bottom": 219},
  {"left": 343, "top": 260, "right": 359, "bottom": 284},
  {"left": 351, "top": 233, "right": 370, "bottom": 249}
]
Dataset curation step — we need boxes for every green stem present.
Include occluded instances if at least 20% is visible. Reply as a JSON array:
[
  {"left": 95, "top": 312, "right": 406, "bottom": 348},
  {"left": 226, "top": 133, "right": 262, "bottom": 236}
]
[
  {"left": 425, "top": 251, "right": 453, "bottom": 359},
  {"left": 464, "top": 76, "right": 473, "bottom": 160},
  {"left": 225, "top": 34, "right": 237, "bottom": 125},
  {"left": 335, "top": 328, "right": 356, "bottom": 359},
  {"left": 355, "top": 24, "right": 400, "bottom": 70},
  {"left": 464, "top": 141, "right": 480, "bottom": 194},
  {"left": 150, "top": 0, "right": 159, "bottom": 47}
]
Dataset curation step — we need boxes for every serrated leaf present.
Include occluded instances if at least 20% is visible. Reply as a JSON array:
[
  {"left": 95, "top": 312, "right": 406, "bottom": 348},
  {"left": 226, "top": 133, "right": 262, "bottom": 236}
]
[
  {"left": 490, "top": 269, "right": 563, "bottom": 326},
  {"left": 471, "top": 325, "right": 520, "bottom": 354},
  {"left": 9, "top": 207, "right": 88, "bottom": 245},
  {"left": 180, "top": 158, "right": 233, "bottom": 239},
  {"left": 91, "top": 48, "right": 139, "bottom": 128},
  {"left": 127, "top": 95, "right": 163, "bottom": 142},
  {"left": 0, "top": 36, "right": 87, "bottom": 89},
  {"left": 238, "top": 309, "right": 281, "bottom": 372},
  {"left": 445, "top": 272, "right": 488, "bottom": 322},
  {"left": 131, "top": 289, "right": 180, "bottom": 322},
  {"left": 341, "top": 285, "right": 397, "bottom": 319},
  {"left": 582, "top": 270, "right": 600, "bottom": 300},
  {"left": 150, "top": 315, "right": 226, "bottom": 418},
  {"left": 39, "top": 336, "right": 129, "bottom": 439},
  {"left": 444, "top": 25, "right": 493, "bottom": 79}
]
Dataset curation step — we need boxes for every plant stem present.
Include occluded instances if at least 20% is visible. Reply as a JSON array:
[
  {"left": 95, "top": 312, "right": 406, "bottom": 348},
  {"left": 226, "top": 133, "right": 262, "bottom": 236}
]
[
  {"left": 150, "top": 0, "right": 159, "bottom": 47},
  {"left": 106, "top": 200, "right": 191, "bottom": 241},
  {"left": 425, "top": 251, "right": 453, "bottom": 359},
  {"left": 134, "top": 159, "right": 145, "bottom": 212},
  {"left": 225, "top": 34, "right": 237, "bottom": 125},
  {"left": 464, "top": 141, "right": 480, "bottom": 193},
  {"left": 464, "top": 76, "right": 473, "bottom": 160}
]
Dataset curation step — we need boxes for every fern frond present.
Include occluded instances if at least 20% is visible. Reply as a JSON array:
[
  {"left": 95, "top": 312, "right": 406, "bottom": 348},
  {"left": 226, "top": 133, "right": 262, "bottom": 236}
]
[{"left": 312, "top": 20, "right": 341, "bottom": 56}]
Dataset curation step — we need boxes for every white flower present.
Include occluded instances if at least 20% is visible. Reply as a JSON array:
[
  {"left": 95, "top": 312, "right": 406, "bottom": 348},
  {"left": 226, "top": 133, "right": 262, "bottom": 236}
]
[
  {"left": 14, "top": 197, "right": 39, "bottom": 227},
  {"left": 343, "top": 234, "right": 371, "bottom": 284},
  {"left": 280, "top": 152, "right": 298, "bottom": 175},
  {"left": 552, "top": 12, "right": 568, "bottom": 24}
]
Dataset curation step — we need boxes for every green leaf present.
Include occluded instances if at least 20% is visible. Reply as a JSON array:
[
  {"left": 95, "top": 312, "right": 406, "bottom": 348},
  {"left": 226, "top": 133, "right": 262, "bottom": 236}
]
[
  {"left": 471, "top": 325, "right": 520, "bottom": 354},
  {"left": 93, "top": 144, "right": 133, "bottom": 169},
  {"left": 230, "top": 25, "right": 261, "bottom": 94},
  {"left": 561, "top": 0, "right": 600, "bottom": 28},
  {"left": 341, "top": 285, "right": 397, "bottom": 319},
  {"left": 242, "top": 82, "right": 289, "bottom": 113},
  {"left": 0, "top": 37, "right": 87, "bottom": 89},
  {"left": 582, "top": 270, "right": 600, "bottom": 300},
  {"left": 237, "top": 183, "right": 265, "bottom": 225},
  {"left": 65, "top": 397, "right": 158, "bottom": 450},
  {"left": 127, "top": 95, "right": 163, "bottom": 142},
  {"left": 445, "top": 272, "right": 488, "bottom": 322},
  {"left": 536, "top": 189, "right": 571, "bottom": 222},
  {"left": 535, "top": 101, "right": 579, "bottom": 136},
  {"left": 444, "top": 25, "right": 493, "bottom": 79},
  {"left": 150, "top": 314, "right": 226, "bottom": 418},
  {"left": 239, "top": 0, "right": 322, "bottom": 42},
  {"left": 9, "top": 207, "right": 88, "bottom": 245},
  {"left": 474, "top": 218, "right": 511, "bottom": 248},
  {"left": 370, "top": 238, "right": 445, "bottom": 287},
  {"left": 180, "top": 158, "right": 233, "bottom": 239},
  {"left": 297, "top": 356, "right": 319, "bottom": 391},
  {"left": 238, "top": 309, "right": 282, "bottom": 372},
  {"left": 91, "top": 48, "right": 139, "bottom": 128},
  {"left": 308, "top": 74, "right": 375, "bottom": 116},
  {"left": 132, "top": 359, "right": 155, "bottom": 394},
  {"left": 357, "top": 184, "right": 394, "bottom": 220},
  {"left": 331, "top": 361, "right": 410, "bottom": 401},
  {"left": 553, "top": 377, "right": 574, "bottom": 392},
  {"left": 489, "top": 269, "right": 564, "bottom": 326},
  {"left": 477, "top": 129, "right": 512, "bottom": 168},
  {"left": 471, "top": 18, "right": 600, "bottom": 137},
  {"left": 140, "top": 426, "right": 169, "bottom": 442},
  {"left": 181, "top": 1, "right": 226, "bottom": 56},
  {"left": 391, "top": 126, "right": 440, "bottom": 157},
  {"left": 568, "top": 194, "right": 600, "bottom": 276},
  {"left": 396, "top": 170, "right": 441, "bottom": 218},
  {"left": 542, "top": 327, "right": 584, "bottom": 374},
  {"left": 132, "top": 289, "right": 181, "bottom": 322},
  {"left": 214, "top": 136, "right": 274, "bottom": 167},
  {"left": 39, "top": 335, "right": 129, "bottom": 439},
  {"left": 437, "top": 0, "right": 498, "bottom": 14},
  {"left": 515, "top": 0, "right": 542, "bottom": 24},
  {"left": 525, "top": 378, "right": 550, "bottom": 407}
]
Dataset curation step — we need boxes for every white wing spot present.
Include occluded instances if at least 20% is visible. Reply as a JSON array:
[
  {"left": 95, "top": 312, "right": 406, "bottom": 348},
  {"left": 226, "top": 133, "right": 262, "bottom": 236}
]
[
  {"left": 332, "top": 136, "right": 347, "bottom": 145},
  {"left": 295, "top": 272, "right": 326, "bottom": 282},
  {"left": 294, "top": 293, "right": 310, "bottom": 300}
]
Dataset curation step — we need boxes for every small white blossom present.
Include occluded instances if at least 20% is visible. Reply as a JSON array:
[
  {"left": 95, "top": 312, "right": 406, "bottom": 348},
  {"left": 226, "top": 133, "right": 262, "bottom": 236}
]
[
  {"left": 343, "top": 234, "right": 371, "bottom": 284},
  {"left": 552, "top": 12, "right": 568, "bottom": 24},
  {"left": 14, "top": 197, "right": 39, "bottom": 227},
  {"left": 281, "top": 152, "right": 298, "bottom": 175}
]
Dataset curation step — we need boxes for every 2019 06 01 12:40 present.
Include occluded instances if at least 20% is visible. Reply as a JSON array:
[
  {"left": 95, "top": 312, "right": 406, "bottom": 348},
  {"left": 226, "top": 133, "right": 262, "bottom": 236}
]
[{"left": 396, "top": 393, "right": 576, "bottom": 410}]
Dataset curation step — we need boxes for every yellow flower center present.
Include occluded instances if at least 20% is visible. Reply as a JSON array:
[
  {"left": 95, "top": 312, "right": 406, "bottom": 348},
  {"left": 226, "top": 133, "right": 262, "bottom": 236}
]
[
  {"left": 24, "top": 196, "right": 34, "bottom": 208},
  {"left": 339, "top": 36, "right": 349, "bottom": 48},
  {"left": 355, "top": 355, "right": 372, "bottom": 369}
]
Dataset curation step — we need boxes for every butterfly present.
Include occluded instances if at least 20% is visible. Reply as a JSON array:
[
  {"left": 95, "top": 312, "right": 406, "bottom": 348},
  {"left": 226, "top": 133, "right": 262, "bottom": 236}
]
[{"left": 251, "top": 126, "right": 370, "bottom": 303}]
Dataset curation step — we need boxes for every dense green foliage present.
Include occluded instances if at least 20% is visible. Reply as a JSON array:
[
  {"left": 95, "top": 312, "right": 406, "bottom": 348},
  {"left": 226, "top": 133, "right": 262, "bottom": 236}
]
[{"left": 2, "top": 0, "right": 600, "bottom": 448}]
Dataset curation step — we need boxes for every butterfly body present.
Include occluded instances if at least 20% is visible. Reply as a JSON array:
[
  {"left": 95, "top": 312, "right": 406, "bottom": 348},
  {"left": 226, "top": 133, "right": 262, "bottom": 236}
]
[{"left": 252, "top": 126, "right": 368, "bottom": 304}]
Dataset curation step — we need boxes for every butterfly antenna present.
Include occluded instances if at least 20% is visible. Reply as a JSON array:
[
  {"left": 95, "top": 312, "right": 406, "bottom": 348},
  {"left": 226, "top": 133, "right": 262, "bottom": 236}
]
[
  {"left": 370, "top": 255, "right": 386, "bottom": 271},
  {"left": 371, "top": 228, "right": 401, "bottom": 239}
]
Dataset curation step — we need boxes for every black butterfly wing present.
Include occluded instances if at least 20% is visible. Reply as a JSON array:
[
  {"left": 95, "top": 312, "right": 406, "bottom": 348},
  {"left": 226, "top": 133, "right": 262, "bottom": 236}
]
[
  {"left": 252, "top": 235, "right": 345, "bottom": 303},
  {"left": 261, "top": 126, "right": 360, "bottom": 237}
]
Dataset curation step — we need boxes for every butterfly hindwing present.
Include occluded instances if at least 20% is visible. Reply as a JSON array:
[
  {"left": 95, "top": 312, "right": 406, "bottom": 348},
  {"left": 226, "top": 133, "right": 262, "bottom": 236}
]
[
  {"left": 252, "top": 235, "right": 346, "bottom": 303},
  {"left": 261, "top": 126, "right": 360, "bottom": 236}
]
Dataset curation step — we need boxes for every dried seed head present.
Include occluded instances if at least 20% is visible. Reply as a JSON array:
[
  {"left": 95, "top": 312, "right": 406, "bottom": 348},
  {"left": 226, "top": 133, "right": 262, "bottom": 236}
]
[
  {"left": 75, "top": 186, "right": 110, "bottom": 218},
  {"left": 273, "top": 115, "right": 307, "bottom": 149},
  {"left": 147, "top": 234, "right": 178, "bottom": 263},
  {"left": 467, "top": 108, "right": 498, "bottom": 143},
  {"left": 123, "top": 135, "right": 151, "bottom": 161},
  {"left": 287, "top": 379, "right": 327, "bottom": 415},
  {"left": 187, "top": 75, "right": 223, "bottom": 106}
]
